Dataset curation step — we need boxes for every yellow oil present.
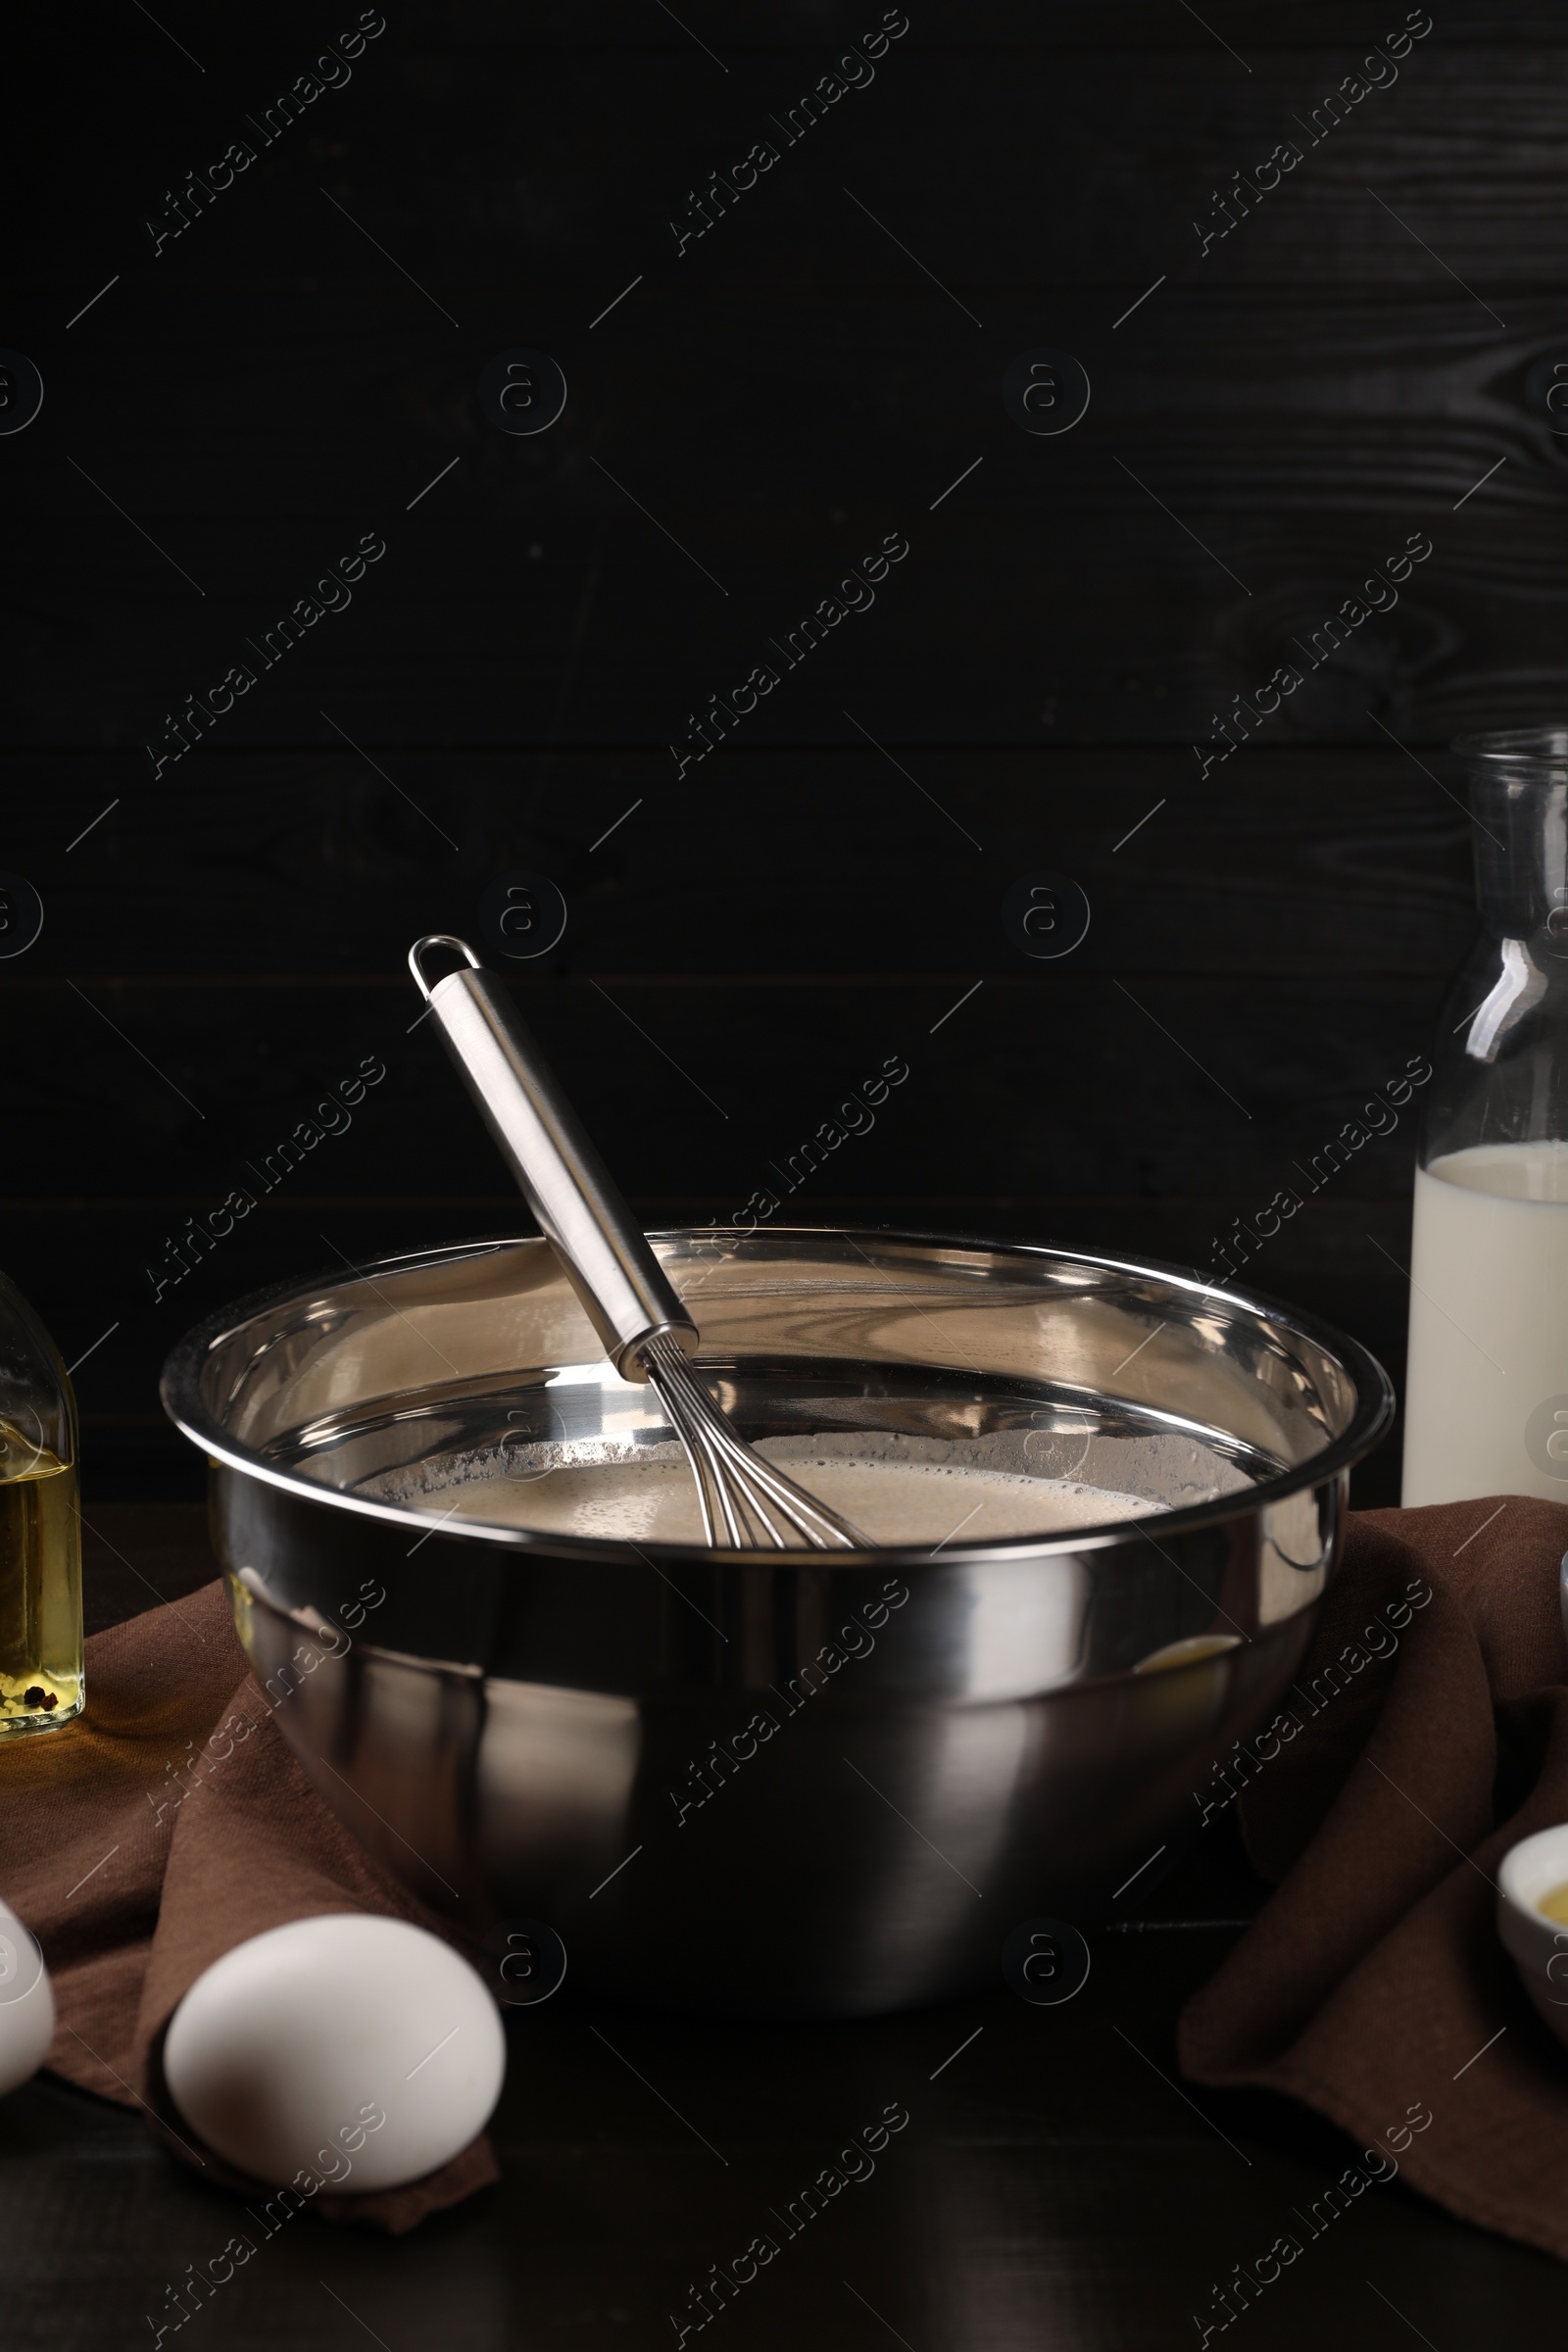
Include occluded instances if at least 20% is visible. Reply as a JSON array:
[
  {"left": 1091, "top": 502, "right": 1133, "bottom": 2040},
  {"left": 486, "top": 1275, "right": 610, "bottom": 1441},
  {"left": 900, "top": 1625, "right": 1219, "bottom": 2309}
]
[
  {"left": 1538, "top": 1881, "right": 1568, "bottom": 1926},
  {"left": 0, "top": 1419, "right": 83, "bottom": 1733}
]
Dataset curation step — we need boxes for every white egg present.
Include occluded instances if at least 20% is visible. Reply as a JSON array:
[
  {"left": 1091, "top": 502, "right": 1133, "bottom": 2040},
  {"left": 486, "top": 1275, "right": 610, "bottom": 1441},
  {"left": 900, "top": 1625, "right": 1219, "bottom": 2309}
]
[
  {"left": 164, "top": 1914, "right": 505, "bottom": 2190},
  {"left": 0, "top": 1899, "right": 55, "bottom": 2097}
]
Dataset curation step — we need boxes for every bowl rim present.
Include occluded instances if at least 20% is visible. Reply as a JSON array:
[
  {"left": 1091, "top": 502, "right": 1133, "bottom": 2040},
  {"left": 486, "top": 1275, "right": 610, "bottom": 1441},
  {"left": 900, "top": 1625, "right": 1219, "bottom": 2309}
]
[{"left": 159, "top": 1225, "right": 1396, "bottom": 1568}]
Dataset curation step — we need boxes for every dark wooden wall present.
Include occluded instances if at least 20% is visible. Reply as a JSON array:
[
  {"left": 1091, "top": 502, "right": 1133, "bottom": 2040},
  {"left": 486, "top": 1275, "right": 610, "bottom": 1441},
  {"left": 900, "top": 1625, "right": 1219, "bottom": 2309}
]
[{"left": 5, "top": 2, "right": 1557, "bottom": 1503}]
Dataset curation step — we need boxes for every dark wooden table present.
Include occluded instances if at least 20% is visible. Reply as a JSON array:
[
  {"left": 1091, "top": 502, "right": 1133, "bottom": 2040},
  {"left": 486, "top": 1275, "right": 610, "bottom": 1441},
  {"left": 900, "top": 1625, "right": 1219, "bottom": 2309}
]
[{"left": 5, "top": 1508, "right": 1560, "bottom": 2350}]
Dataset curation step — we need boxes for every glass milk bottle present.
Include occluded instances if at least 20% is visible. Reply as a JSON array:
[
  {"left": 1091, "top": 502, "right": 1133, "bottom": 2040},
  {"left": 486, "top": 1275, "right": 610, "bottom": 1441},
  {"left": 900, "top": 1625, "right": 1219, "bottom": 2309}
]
[
  {"left": 1403, "top": 728, "right": 1568, "bottom": 1504},
  {"left": 0, "top": 1271, "right": 83, "bottom": 1730}
]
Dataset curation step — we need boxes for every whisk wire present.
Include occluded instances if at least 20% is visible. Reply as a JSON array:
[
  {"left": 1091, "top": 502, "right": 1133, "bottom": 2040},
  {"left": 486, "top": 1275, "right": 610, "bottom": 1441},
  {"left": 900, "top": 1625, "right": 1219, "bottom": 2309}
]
[{"left": 640, "top": 1333, "right": 861, "bottom": 1550}]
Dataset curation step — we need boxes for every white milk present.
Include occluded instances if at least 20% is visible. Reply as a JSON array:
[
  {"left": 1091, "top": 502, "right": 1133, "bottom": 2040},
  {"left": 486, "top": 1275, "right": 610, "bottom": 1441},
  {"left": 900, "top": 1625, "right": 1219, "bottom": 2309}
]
[
  {"left": 422, "top": 1457, "right": 1160, "bottom": 1546},
  {"left": 1402, "top": 1139, "right": 1568, "bottom": 1504}
]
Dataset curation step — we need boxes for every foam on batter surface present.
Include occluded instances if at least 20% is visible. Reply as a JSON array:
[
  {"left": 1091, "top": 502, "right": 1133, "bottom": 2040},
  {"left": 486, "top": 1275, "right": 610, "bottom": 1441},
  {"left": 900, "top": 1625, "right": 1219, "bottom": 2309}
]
[{"left": 425, "top": 1454, "right": 1160, "bottom": 1544}]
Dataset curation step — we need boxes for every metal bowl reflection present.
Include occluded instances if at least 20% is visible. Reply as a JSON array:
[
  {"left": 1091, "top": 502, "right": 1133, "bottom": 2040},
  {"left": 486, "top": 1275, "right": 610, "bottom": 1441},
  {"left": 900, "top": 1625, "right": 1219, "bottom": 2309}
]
[{"left": 161, "top": 1227, "right": 1392, "bottom": 2017}]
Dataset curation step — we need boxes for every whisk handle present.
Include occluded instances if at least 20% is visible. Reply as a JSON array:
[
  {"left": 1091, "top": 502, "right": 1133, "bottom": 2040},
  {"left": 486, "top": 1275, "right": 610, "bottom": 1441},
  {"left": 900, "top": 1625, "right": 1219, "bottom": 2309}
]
[{"left": 410, "top": 936, "right": 697, "bottom": 1381}]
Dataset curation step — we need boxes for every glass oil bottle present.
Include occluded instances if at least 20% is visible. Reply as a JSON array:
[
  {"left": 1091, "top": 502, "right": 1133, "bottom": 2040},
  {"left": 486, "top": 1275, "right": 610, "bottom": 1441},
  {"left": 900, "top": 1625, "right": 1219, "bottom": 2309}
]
[{"left": 0, "top": 1270, "right": 82, "bottom": 1732}]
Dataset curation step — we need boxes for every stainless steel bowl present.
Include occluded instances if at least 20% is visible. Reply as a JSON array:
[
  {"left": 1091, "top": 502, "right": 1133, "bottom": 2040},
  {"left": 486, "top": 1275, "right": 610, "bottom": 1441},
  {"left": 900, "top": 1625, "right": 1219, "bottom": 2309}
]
[{"left": 162, "top": 1227, "right": 1392, "bottom": 2018}]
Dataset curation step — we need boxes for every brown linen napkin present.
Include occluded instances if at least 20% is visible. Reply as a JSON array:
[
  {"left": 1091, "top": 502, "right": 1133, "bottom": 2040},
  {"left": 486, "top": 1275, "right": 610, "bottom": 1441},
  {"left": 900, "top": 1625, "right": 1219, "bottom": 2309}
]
[
  {"left": 1180, "top": 1496, "right": 1568, "bottom": 2263},
  {"left": 2, "top": 1577, "right": 499, "bottom": 2231}
]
